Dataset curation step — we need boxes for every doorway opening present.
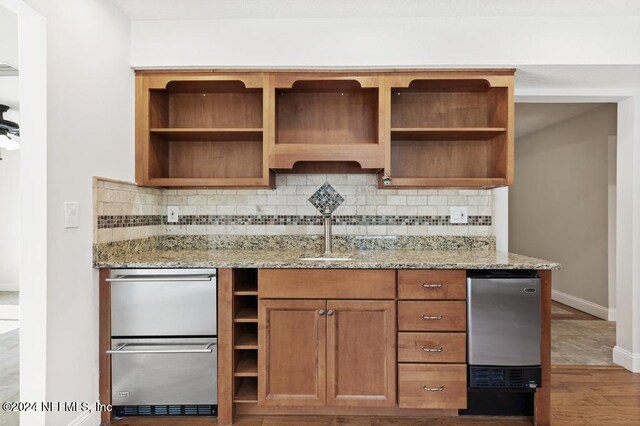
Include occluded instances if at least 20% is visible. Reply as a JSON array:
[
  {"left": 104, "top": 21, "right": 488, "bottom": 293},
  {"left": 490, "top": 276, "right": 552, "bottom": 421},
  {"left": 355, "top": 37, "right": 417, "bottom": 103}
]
[{"left": 510, "top": 103, "right": 617, "bottom": 367}]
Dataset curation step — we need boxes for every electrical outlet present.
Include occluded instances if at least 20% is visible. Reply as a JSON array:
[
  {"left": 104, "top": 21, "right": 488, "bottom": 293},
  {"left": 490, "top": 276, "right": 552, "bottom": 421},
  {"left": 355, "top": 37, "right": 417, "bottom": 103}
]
[
  {"left": 167, "top": 206, "right": 179, "bottom": 223},
  {"left": 64, "top": 202, "right": 79, "bottom": 228},
  {"left": 450, "top": 206, "right": 468, "bottom": 224}
]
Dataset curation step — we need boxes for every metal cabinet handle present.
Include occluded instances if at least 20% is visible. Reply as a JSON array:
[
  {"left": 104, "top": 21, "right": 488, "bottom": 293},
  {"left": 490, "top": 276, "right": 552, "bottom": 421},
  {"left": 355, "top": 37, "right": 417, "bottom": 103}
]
[
  {"left": 422, "top": 315, "right": 443, "bottom": 320},
  {"left": 327, "top": 309, "right": 334, "bottom": 316},
  {"left": 107, "top": 342, "right": 215, "bottom": 355},
  {"left": 106, "top": 275, "right": 214, "bottom": 283},
  {"left": 422, "top": 385, "right": 445, "bottom": 392},
  {"left": 422, "top": 283, "right": 443, "bottom": 288},
  {"left": 421, "top": 347, "right": 444, "bottom": 352},
  {"left": 318, "top": 309, "right": 326, "bottom": 316}
]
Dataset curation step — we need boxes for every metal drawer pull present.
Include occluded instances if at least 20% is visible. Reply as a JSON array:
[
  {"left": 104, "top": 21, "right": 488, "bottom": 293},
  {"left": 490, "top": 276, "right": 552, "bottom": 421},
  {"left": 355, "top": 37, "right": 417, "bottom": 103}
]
[
  {"left": 422, "top": 283, "right": 443, "bottom": 288},
  {"left": 421, "top": 346, "right": 444, "bottom": 352},
  {"left": 106, "top": 275, "right": 214, "bottom": 283},
  {"left": 422, "top": 315, "right": 443, "bottom": 320},
  {"left": 423, "top": 385, "right": 445, "bottom": 392},
  {"left": 107, "top": 342, "right": 215, "bottom": 355}
]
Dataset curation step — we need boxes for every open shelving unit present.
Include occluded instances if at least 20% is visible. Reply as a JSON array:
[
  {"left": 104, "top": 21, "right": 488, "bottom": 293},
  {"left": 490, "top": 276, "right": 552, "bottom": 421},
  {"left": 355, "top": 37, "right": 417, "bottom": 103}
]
[
  {"left": 383, "top": 75, "right": 514, "bottom": 188},
  {"left": 269, "top": 75, "right": 385, "bottom": 172},
  {"left": 136, "top": 75, "right": 273, "bottom": 187},
  {"left": 232, "top": 268, "right": 259, "bottom": 404}
]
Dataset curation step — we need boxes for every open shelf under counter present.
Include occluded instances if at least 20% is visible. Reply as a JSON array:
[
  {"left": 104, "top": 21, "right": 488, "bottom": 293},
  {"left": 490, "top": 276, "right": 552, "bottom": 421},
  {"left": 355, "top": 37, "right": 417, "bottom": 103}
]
[
  {"left": 391, "top": 127, "right": 507, "bottom": 141},
  {"left": 234, "top": 351, "right": 258, "bottom": 377},
  {"left": 234, "top": 377, "right": 258, "bottom": 403},
  {"left": 150, "top": 128, "right": 263, "bottom": 142},
  {"left": 234, "top": 307, "right": 258, "bottom": 323}
]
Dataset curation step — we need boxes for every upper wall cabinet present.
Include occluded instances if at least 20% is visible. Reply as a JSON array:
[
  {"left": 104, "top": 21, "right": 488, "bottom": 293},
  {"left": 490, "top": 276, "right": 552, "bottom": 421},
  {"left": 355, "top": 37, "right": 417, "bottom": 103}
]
[
  {"left": 135, "top": 70, "right": 514, "bottom": 188},
  {"left": 380, "top": 72, "right": 514, "bottom": 188},
  {"left": 268, "top": 74, "right": 385, "bottom": 173},
  {"left": 135, "top": 73, "right": 273, "bottom": 187}
]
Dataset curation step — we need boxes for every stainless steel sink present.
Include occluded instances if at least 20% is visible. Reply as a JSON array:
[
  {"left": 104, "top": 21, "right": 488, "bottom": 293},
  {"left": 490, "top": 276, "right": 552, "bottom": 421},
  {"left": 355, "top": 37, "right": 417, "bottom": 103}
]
[{"left": 299, "top": 256, "right": 353, "bottom": 261}]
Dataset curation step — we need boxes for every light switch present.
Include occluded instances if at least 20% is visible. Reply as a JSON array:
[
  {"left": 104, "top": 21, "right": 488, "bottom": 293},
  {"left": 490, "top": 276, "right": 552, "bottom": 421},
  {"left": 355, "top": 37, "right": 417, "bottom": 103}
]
[
  {"left": 168, "top": 206, "right": 179, "bottom": 223},
  {"left": 64, "top": 202, "right": 79, "bottom": 228},
  {"left": 450, "top": 206, "right": 468, "bottom": 224}
]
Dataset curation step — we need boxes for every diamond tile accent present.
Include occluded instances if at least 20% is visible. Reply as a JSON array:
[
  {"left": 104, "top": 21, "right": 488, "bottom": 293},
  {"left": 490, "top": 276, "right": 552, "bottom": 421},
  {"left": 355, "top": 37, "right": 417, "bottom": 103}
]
[{"left": 308, "top": 183, "right": 345, "bottom": 214}]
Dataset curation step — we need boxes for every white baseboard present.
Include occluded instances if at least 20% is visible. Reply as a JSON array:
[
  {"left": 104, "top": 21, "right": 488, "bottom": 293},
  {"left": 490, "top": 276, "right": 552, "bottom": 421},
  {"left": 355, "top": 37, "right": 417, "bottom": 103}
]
[
  {"left": 607, "top": 308, "right": 617, "bottom": 322},
  {"left": 69, "top": 410, "right": 100, "bottom": 426},
  {"left": 0, "top": 305, "right": 19, "bottom": 320},
  {"left": 613, "top": 346, "right": 640, "bottom": 372},
  {"left": 551, "top": 289, "right": 611, "bottom": 320}
]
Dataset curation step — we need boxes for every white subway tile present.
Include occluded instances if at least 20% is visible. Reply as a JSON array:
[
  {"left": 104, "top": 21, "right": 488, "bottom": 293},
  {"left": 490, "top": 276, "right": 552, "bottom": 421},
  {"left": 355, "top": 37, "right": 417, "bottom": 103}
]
[
  {"left": 417, "top": 206, "right": 438, "bottom": 216},
  {"left": 397, "top": 206, "right": 418, "bottom": 216},
  {"left": 407, "top": 196, "right": 427, "bottom": 206},
  {"left": 306, "top": 175, "right": 327, "bottom": 185},
  {"left": 257, "top": 205, "right": 277, "bottom": 215},
  {"left": 366, "top": 195, "right": 387, "bottom": 205},
  {"left": 387, "top": 195, "right": 407, "bottom": 205},
  {"left": 266, "top": 225, "right": 287, "bottom": 235},
  {"left": 217, "top": 206, "right": 237, "bottom": 215},
  {"left": 286, "top": 175, "right": 307, "bottom": 185},
  {"left": 247, "top": 195, "right": 267, "bottom": 206},
  {"left": 427, "top": 226, "right": 448, "bottom": 236},
  {"left": 267, "top": 195, "right": 287, "bottom": 205},
  {"left": 377, "top": 205, "right": 397, "bottom": 215},
  {"left": 387, "top": 225, "right": 408, "bottom": 236},
  {"left": 246, "top": 225, "right": 267, "bottom": 235},
  {"left": 237, "top": 206, "right": 257, "bottom": 215},
  {"left": 277, "top": 205, "right": 297, "bottom": 215},
  {"left": 356, "top": 205, "right": 377, "bottom": 215},
  {"left": 479, "top": 206, "right": 492, "bottom": 216},
  {"left": 447, "top": 196, "right": 468, "bottom": 206},
  {"left": 346, "top": 175, "right": 367, "bottom": 185},
  {"left": 427, "top": 196, "right": 447, "bottom": 206},
  {"left": 367, "top": 225, "right": 387, "bottom": 235},
  {"left": 286, "top": 195, "right": 307, "bottom": 206},
  {"left": 197, "top": 206, "right": 217, "bottom": 215},
  {"left": 469, "top": 196, "right": 489, "bottom": 206},
  {"left": 447, "top": 226, "right": 469, "bottom": 236}
]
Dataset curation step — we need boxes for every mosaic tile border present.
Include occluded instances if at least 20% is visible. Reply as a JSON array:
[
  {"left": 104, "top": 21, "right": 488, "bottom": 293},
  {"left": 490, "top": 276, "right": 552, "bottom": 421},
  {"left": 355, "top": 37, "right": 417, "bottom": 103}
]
[{"left": 97, "top": 214, "right": 492, "bottom": 229}]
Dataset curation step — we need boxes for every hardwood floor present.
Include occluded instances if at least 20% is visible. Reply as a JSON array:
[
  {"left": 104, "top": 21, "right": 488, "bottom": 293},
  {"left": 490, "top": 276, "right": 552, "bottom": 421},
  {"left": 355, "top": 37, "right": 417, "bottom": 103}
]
[{"left": 112, "top": 366, "right": 640, "bottom": 425}]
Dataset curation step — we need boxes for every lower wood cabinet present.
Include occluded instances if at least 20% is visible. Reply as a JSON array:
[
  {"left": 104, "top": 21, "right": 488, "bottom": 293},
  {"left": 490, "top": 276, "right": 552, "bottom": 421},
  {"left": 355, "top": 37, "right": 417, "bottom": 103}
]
[
  {"left": 258, "top": 299, "right": 396, "bottom": 407},
  {"left": 398, "top": 364, "right": 467, "bottom": 409},
  {"left": 258, "top": 299, "right": 326, "bottom": 406}
]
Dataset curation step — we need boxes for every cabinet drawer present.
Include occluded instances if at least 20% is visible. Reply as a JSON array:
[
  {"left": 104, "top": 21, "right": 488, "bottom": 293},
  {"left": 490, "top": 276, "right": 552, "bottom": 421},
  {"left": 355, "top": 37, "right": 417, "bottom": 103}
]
[
  {"left": 398, "top": 301, "right": 466, "bottom": 331},
  {"left": 398, "top": 364, "right": 467, "bottom": 409},
  {"left": 398, "top": 332, "right": 466, "bottom": 363},
  {"left": 258, "top": 269, "right": 395, "bottom": 299},
  {"left": 398, "top": 270, "right": 466, "bottom": 300}
]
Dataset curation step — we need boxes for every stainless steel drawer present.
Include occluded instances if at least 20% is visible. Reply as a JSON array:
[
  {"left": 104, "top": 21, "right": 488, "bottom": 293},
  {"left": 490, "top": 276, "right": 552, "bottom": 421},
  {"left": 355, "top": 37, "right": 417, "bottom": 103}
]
[
  {"left": 109, "top": 269, "right": 217, "bottom": 336},
  {"left": 110, "top": 338, "right": 217, "bottom": 406}
]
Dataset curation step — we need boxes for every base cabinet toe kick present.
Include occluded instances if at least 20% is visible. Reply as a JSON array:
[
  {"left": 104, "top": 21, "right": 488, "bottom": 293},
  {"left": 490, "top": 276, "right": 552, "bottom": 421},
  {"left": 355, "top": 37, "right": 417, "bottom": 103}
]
[{"left": 99, "top": 267, "right": 552, "bottom": 425}]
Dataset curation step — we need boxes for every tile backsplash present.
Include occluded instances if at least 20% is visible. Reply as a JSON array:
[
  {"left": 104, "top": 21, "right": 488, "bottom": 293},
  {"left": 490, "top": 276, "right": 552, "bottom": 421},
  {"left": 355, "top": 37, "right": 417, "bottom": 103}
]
[{"left": 94, "top": 175, "right": 494, "bottom": 244}]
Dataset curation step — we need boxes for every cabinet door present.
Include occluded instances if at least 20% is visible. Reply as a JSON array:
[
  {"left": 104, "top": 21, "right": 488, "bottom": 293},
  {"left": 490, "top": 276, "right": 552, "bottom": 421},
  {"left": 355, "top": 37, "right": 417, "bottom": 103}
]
[
  {"left": 258, "top": 299, "right": 326, "bottom": 406},
  {"left": 326, "top": 300, "right": 396, "bottom": 407}
]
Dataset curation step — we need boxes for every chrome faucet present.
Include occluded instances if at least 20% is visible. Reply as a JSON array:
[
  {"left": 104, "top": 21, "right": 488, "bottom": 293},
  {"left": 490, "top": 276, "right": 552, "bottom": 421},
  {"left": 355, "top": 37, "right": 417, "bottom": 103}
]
[{"left": 323, "top": 208, "right": 333, "bottom": 255}]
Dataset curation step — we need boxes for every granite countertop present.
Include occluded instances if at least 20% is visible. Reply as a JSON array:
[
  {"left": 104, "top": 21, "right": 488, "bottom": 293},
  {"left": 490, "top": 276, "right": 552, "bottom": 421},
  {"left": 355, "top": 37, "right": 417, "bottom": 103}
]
[{"left": 94, "top": 248, "right": 560, "bottom": 270}]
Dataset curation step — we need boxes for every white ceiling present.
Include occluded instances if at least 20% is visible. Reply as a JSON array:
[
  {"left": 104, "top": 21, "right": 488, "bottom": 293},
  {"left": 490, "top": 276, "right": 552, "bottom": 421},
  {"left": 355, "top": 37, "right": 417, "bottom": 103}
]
[
  {"left": 515, "top": 103, "right": 605, "bottom": 139},
  {"left": 113, "top": 0, "right": 640, "bottom": 20}
]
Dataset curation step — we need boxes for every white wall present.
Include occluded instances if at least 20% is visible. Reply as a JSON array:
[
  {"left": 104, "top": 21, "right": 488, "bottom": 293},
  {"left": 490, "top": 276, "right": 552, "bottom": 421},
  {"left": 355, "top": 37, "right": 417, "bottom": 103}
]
[
  {"left": 0, "top": 145, "right": 20, "bottom": 291},
  {"left": 130, "top": 16, "right": 640, "bottom": 68},
  {"left": 18, "top": 0, "right": 134, "bottom": 424},
  {"left": 510, "top": 104, "right": 616, "bottom": 315},
  {"left": 0, "top": 5, "right": 18, "bottom": 67},
  {"left": 0, "top": 6, "right": 19, "bottom": 291}
]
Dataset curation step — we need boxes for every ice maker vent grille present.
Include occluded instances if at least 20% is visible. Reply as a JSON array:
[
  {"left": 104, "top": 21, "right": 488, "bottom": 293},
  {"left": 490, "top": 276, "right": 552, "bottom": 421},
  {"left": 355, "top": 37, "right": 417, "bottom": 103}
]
[
  {"left": 114, "top": 404, "right": 217, "bottom": 417},
  {"left": 471, "top": 367, "right": 525, "bottom": 388}
]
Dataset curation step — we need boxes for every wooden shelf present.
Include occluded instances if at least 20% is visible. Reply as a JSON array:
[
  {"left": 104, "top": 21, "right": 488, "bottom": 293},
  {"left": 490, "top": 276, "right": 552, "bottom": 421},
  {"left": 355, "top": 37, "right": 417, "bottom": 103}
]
[
  {"left": 234, "top": 332, "right": 258, "bottom": 350},
  {"left": 234, "top": 351, "right": 258, "bottom": 377},
  {"left": 391, "top": 128, "right": 506, "bottom": 141},
  {"left": 234, "top": 307, "right": 258, "bottom": 323},
  {"left": 150, "top": 128, "right": 263, "bottom": 142},
  {"left": 234, "top": 378, "right": 258, "bottom": 403},
  {"left": 384, "top": 177, "right": 508, "bottom": 188}
]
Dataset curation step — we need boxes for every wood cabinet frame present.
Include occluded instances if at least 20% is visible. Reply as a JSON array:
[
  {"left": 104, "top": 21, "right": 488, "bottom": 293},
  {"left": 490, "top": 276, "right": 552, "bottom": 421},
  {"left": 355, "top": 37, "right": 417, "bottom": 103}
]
[{"left": 135, "top": 69, "right": 515, "bottom": 188}]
